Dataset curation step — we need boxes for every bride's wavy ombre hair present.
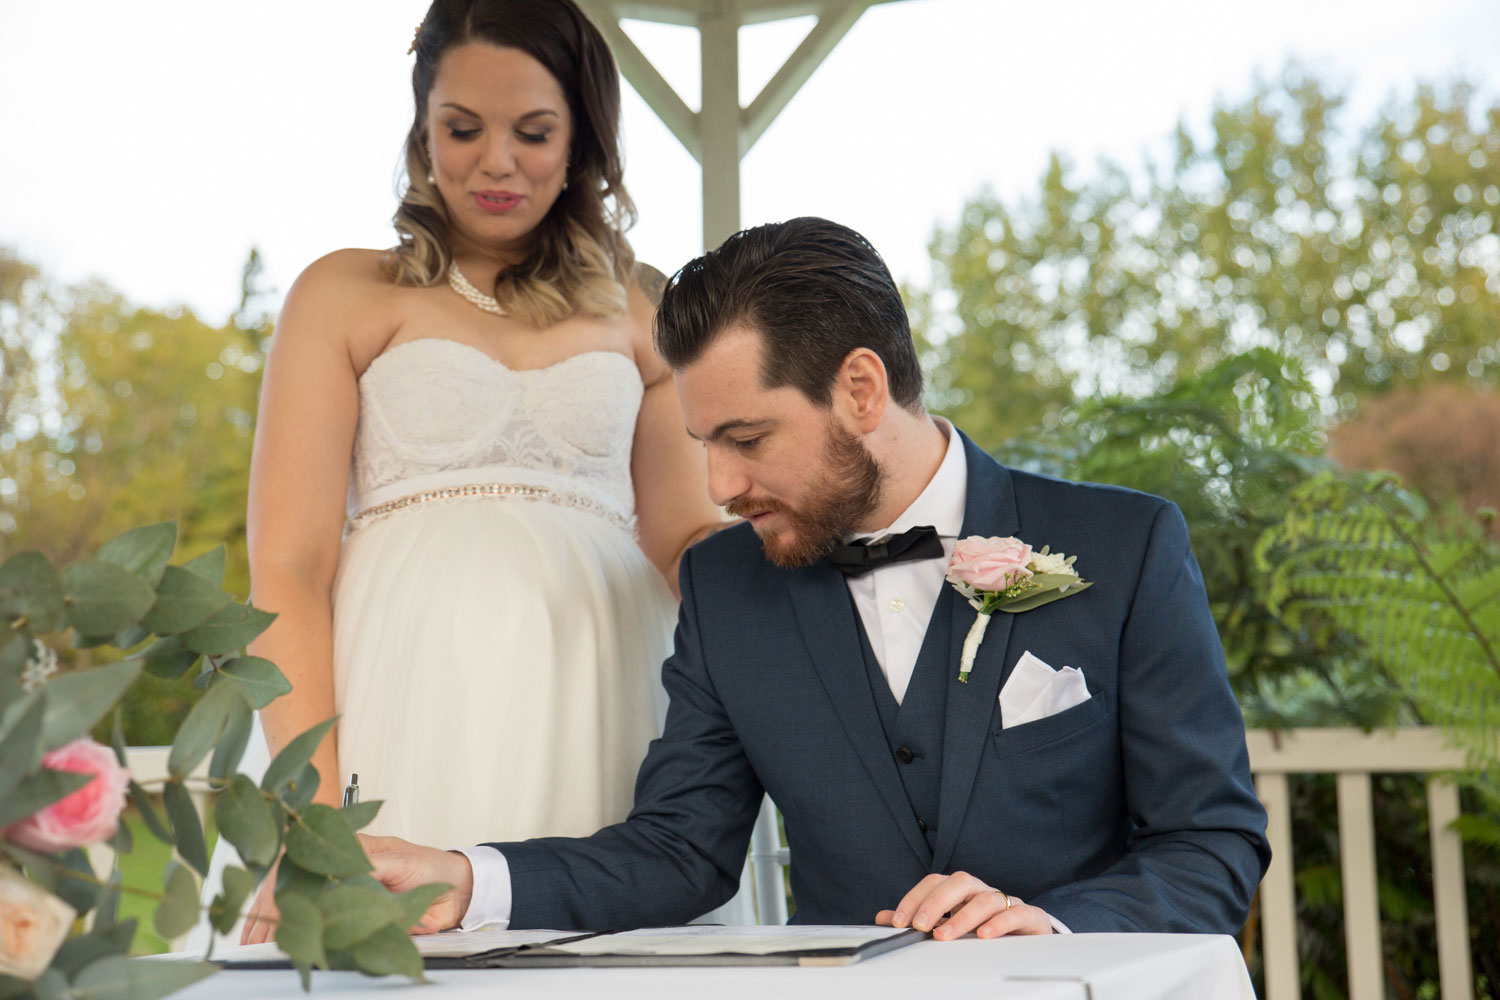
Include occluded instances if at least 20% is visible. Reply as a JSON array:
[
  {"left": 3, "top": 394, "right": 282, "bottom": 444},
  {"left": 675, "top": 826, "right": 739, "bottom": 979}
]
[{"left": 389, "top": 0, "right": 637, "bottom": 325}]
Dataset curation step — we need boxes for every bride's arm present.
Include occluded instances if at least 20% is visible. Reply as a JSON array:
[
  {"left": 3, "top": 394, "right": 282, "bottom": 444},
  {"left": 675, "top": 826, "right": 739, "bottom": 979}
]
[
  {"left": 629, "top": 265, "right": 729, "bottom": 599},
  {"left": 245, "top": 252, "right": 382, "bottom": 803}
]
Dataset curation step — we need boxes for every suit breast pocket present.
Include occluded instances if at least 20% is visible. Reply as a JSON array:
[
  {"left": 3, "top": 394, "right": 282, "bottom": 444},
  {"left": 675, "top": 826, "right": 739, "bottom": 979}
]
[{"left": 989, "top": 692, "right": 1109, "bottom": 762}]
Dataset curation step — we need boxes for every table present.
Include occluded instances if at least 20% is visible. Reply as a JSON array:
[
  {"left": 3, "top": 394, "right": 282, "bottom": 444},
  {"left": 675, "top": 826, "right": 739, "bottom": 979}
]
[{"left": 166, "top": 933, "right": 1254, "bottom": 1000}]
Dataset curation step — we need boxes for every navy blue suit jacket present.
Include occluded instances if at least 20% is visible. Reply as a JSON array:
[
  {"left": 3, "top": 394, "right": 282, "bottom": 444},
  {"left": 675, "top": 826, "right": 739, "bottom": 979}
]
[{"left": 492, "top": 432, "right": 1270, "bottom": 932}]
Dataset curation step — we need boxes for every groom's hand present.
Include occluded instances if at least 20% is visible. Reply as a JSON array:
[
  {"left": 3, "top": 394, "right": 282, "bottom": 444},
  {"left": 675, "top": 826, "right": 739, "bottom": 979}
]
[
  {"left": 359, "top": 834, "right": 474, "bottom": 934},
  {"left": 876, "top": 871, "right": 1054, "bottom": 939}
]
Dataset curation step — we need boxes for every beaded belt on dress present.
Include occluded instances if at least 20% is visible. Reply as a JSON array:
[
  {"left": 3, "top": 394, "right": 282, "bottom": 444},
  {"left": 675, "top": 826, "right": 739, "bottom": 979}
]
[{"left": 348, "top": 470, "right": 636, "bottom": 536}]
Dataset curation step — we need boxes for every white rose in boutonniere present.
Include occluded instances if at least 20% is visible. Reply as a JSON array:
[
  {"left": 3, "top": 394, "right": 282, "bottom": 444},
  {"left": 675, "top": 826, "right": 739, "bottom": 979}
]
[{"left": 946, "top": 536, "right": 1093, "bottom": 683}]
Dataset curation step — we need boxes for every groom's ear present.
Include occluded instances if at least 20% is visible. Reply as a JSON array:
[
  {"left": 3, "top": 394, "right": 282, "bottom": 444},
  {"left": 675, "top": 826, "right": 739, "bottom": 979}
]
[{"left": 836, "top": 348, "right": 889, "bottom": 433}]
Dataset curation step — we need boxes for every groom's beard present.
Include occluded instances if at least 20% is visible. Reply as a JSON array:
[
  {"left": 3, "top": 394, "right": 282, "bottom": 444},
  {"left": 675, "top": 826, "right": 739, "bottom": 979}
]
[{"left": 726, "top": 422, "right": 883, "bottom": 569}]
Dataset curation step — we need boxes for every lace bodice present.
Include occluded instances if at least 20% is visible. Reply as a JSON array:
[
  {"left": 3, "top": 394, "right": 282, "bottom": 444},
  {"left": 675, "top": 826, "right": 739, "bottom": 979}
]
[{"left": 350, "top": 338, "right": 642, "bottom": 520}]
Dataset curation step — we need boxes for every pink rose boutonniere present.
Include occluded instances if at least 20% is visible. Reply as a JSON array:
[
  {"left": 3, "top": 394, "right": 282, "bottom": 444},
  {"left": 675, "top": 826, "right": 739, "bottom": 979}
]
[{"left": 946, "top": 536, "right": 1093, "bottom": 682}]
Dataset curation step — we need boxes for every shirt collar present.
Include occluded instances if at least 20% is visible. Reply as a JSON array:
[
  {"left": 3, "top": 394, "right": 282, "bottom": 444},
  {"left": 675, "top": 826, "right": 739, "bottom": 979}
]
[{"left": 851, "top": 417, "right": 968, "bottom": 542}]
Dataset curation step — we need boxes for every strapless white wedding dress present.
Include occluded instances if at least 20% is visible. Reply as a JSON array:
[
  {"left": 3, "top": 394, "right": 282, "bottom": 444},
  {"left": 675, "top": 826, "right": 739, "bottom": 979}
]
[
  {"left": 332, "top": 339, "right": 669, "bottom": 845},
  {"left": 190, "top": 338, "right": 752, "bottom": 948}
]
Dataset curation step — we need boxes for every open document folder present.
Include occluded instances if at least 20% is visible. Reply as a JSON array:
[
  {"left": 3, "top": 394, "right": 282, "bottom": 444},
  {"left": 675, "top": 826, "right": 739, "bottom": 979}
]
[{"left": 212, "top": 925, "right": 925, "bottom": 969}]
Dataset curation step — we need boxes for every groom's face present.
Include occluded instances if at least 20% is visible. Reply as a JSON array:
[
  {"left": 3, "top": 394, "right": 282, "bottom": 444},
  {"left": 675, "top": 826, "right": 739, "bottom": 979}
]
[{"left": 677, "top": 326, "right": 882, "bottom": 567}]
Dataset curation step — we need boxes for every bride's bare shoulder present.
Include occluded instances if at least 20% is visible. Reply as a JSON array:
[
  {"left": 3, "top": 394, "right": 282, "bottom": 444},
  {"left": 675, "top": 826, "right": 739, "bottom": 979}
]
[{"left": 277, "top": 249, "right": 406, "bottom": 347}]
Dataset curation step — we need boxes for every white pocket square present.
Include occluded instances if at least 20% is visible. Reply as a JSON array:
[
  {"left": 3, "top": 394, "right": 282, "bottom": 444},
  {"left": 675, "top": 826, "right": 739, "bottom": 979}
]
[{"left": 999, "top": 650, "right": 1091, "bottom": 729}]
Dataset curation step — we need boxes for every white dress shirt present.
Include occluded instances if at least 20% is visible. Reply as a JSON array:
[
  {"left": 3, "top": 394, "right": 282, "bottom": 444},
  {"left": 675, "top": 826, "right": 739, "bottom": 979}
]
[{"left": 456, "top": 418, "right": 1066, "bottom": 932}]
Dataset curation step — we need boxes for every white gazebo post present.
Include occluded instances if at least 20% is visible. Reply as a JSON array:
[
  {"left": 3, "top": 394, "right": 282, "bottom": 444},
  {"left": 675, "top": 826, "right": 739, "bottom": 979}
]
[{"left": 577, "top": 1, "right": 904, "bottom": 251}]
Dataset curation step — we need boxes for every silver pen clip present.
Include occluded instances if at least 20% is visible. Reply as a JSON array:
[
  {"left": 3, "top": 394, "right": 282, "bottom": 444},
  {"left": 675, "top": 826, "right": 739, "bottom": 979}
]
[{"left": 342, "top": 772, "right": 360, "bottom": 808}]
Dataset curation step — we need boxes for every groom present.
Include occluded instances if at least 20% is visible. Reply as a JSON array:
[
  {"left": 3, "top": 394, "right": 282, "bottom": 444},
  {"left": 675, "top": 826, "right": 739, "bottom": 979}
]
[{"left": 366, "top": 217, "right": 1270, "bottom": 938}]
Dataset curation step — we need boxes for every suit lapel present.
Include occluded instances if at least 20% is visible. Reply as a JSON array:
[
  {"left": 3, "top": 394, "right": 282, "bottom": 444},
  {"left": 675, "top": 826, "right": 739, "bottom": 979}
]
[
  {"left": 785, "top": 562, "right": 931, "bottom": 867},
  {"left": 932, "top": 434, "right": 1021, "bottom": 871}
]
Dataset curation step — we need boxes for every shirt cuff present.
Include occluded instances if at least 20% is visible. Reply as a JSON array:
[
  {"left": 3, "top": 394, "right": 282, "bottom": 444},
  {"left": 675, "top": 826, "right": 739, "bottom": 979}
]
[
  {"left": 451, "top": 846, "right": 512, "bottom": 930},
  {"left": 1049, "top": 915, "right": 1072, "bottom": 934}
]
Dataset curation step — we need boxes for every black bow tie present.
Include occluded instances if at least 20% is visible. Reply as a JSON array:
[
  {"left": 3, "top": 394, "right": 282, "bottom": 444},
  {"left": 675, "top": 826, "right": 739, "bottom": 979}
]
[{"left": 826, "top": 525, "right": 944, "bottom": 577}]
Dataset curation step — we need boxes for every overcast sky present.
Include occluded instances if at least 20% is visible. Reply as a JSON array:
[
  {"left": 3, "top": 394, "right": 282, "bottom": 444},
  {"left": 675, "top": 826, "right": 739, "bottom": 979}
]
[{"left": 2, "top": 0, "right": 1496, "bottom": 324}]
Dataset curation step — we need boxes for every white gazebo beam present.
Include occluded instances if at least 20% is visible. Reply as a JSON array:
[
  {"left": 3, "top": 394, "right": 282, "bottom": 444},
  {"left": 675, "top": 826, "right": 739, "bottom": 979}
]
[
  {"left": 589, "top": 5, "right": 702, "bottom": 160},
  {"left": 743, "top": 0, "right": 865, "bottom": 153},
  {"left": 578, "top": 0, "right": 906, "bottom": 250}
]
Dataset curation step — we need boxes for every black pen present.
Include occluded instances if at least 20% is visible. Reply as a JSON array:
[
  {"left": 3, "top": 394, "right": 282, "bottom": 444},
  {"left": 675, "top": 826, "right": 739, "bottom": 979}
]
[{"left": 342, "top": 773, "right": 359, "bottom": 808}]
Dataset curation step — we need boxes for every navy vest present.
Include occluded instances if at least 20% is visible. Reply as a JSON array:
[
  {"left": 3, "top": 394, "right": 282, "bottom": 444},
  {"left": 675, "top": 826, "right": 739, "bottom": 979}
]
[{"left": 852, "top": 589, "right": 952, "bottom": 860}]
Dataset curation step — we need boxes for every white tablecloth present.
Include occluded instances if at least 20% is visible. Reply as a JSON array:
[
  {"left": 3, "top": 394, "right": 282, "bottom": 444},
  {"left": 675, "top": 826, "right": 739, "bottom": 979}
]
[{"left": 166, "top": 933, "right": 1253, "bottom": 1000}]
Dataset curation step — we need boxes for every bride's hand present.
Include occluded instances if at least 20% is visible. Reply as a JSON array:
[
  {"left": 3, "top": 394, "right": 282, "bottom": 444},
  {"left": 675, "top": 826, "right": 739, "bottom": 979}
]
[{"left": 240, "top": 858, "right": 281, "bottom": 945}]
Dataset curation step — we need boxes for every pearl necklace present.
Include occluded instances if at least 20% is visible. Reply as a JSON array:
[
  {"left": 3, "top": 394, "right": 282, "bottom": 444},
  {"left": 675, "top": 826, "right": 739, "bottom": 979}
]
[{"left": 447, "top": 264, "right": 506, "bottom": 317}]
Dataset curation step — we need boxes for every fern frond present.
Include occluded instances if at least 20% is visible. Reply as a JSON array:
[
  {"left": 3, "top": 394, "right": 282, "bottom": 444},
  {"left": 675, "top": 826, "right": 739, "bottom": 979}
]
[{"left": 1257, "top": 472, "right": 1500, "bottom": 769}]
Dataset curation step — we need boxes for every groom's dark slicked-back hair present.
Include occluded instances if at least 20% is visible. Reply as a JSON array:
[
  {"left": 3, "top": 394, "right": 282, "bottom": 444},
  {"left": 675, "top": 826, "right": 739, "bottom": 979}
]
[{"left": 653, "top": 217, "right": 924, "bottom": 411}]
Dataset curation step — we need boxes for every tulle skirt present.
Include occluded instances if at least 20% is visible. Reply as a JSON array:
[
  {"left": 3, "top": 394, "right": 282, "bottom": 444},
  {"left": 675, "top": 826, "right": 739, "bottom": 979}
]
[{"left": 330, "top": 494, "right": 670, "bottom": 846}]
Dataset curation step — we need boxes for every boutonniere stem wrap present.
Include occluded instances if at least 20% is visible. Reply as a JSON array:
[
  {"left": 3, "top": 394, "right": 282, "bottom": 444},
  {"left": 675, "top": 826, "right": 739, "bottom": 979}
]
[{"left": 946, "top": 536, "right": 1093, "bottom": 682}]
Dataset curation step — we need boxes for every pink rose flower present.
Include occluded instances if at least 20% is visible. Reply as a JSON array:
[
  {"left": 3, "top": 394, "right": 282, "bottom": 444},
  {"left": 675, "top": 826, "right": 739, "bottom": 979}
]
[
  {"left": 947, "top": 535, "right": 1034, "bottom": 593},
  {"left": 2, "top": 739, "right": 131, "bottom": 854}
]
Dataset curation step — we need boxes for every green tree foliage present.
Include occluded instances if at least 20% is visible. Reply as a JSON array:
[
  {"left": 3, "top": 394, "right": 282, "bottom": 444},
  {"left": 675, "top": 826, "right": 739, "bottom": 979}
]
[
  {"left": 912, "top": 68, "right": 1500, "bottom": 449},
  {"left": 1, "top": 252, "right": 266, "bottom": 744}
]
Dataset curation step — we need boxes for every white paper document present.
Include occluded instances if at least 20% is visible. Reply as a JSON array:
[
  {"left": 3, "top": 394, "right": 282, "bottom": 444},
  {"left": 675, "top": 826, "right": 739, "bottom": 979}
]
[
  {"left": 542, "top": 924, "right": 907, "bottom": 957},
  {"left": 199, "top": 926, "right": 575, "bottom": 963}
]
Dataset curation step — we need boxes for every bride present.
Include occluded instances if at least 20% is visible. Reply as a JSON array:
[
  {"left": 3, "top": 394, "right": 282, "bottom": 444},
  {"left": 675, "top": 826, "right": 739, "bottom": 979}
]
[{"left": 227, "top": 0, "right": 733, "bottom": 943}]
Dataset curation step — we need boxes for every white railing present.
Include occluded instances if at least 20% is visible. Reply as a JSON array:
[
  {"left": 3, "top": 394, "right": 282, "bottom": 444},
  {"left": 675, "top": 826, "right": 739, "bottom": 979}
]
[{"left": 1247, "top": 727, "right": 1474, "bottom": 1000}]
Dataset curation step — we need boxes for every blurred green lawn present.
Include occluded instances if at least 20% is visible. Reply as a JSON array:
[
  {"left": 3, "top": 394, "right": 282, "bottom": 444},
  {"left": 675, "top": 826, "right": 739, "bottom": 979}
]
[{"left": 116, "top": 806, "right": 218, "bottom": 956}]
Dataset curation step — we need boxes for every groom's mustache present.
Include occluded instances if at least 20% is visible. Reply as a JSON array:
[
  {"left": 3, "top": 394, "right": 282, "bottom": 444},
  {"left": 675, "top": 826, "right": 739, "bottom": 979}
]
[{"left": 724, "top": 495, "right": 794, "bottom": 523}]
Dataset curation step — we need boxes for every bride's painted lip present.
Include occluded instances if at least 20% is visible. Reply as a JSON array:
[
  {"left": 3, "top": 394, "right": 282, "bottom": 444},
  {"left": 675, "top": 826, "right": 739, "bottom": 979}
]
[{"left": 473, "top": 190, "right": 522, "bottom": 213}]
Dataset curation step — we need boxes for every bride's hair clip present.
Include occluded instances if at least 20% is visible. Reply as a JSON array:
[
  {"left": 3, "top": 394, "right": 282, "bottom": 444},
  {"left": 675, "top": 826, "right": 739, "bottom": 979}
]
[{"left": 408, "top": 22, "right": 424, "bottom": 55}]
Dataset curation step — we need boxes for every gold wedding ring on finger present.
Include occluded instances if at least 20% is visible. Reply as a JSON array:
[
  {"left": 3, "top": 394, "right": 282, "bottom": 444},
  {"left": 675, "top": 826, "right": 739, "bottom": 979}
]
[{"left": 990, "top": 888, "right": 1015, "bottom": 911}]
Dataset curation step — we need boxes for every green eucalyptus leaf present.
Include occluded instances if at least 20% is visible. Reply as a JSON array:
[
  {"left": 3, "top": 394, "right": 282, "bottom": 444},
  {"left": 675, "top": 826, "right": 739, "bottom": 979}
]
[
  {"left": 39, "top": 658, "right": 143, "bottom": 751},
  {"left": 96, "top": 522, "right": 176, "bottom": 587},
  {"left": 319, "top": 883, "right": 403, "bottom": 949},
  {"left": 180, "top": 603, "right": 277, "bottom": 656},
  {"left": 209, "top": 692, "right": 254, "bottom": 781},
  {"left": 214, "top": 774, "right": 280, "bottom": 867},
  {"left": 998, "top": 579, "right": 1094, "bottom": 614},
  {"left": 0, "top": 975, "right": 28, "bottom": 1000},
  {"left": 181, "top": 545, "right": 226, "bottom": 587},
  {"left": 49, "top": 918, "right": 136, "bottom": 978},
  {"left": 209, "top": 866, "right": 257, "bottom": 935},
  {"left": 168, "top": 680, "right": 244, "bottom": 777},
  {"left": 340, "top": 799, "right": 382, "bottom": 832},
  {"left": 279, "top": 763, "right": 320, "bottom": 813},
  {"left": 274, "top": 892, "right": 329, "bottom": 973},
  {"left": 107, "top": 814, "right": 134, "bottom": 854},
  {"left": 128, "top": 780, "right": 174, "bottom": 846},
  {"left": 0, "top": 767, "right": 92, "bottom": 826},
  {"left": 215, "top": 656, "right": 291, "bottom": 709},
  {"left": 284, "top": 804, "right": 372, "bottom": 877},
  {"left": 31, "top": 968, "right": 69, "bottom": 1000},
  {"left": 153, "top": 861, "right": 201, "bottom": 939},
  {"left": 0, "top": 550, "right": 65, "bottom": 633},
  {"left": 275, "top": 857, "right": 331, "bottom": 897},
  {"left": 140, "top": 633, "right": 199, "bottom": 679},
  {"left": 52, "top": 847, "right": 101, "bottom": 914},
  {"left": 347, "top": 922, "right": 424, "bottom": 981},
  {"left": 0, "top": 631, "right": 28, "bottom": 704},
  {"left": 61, "top": 560, "right": 157, "bottom": 637},
  {"left": 261, "top": 717, "right": 337, "bottom": 793},
  {"left": 0, "top": 692, "right": 45, "bottom": 802},
  {"left": 95, "top": 869, "right": 122, "bottom": 927},
  {"left": 113, "top": 624, "right": 150, "bottom": 651},
  {"left": 109, "top": 707, "right": 127, "bottom": 766},
  {"left": 141, "top": 565, "right": 233, "bottom": 635},
  {"left": 163, "top": 780, "right": 209, "bottom": 876},
  {"left": 394, "top": 881, "right": 451, "bottom": 932},
  {"left": 71, "top": 954, "right": 216, "bottom": 1000}
]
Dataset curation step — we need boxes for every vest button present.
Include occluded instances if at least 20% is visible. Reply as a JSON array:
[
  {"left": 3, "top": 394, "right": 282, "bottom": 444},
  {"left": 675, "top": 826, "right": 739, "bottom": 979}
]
[
  {"left": 917, "top": 819, "right": 928, "bottom": 832},
  {"left": 895, "top": 745, "right": 914, "bottom": 764}
]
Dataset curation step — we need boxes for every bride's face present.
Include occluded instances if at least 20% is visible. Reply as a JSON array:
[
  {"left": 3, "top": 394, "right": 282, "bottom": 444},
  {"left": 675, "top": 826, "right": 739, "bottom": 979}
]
[{"left": 426, "top": 43, "right": 573, "bottom": 260}]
